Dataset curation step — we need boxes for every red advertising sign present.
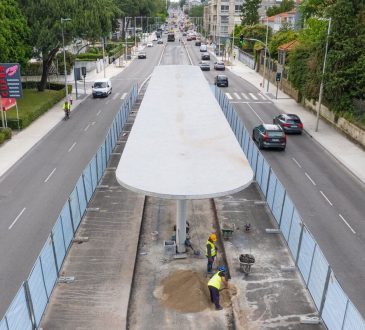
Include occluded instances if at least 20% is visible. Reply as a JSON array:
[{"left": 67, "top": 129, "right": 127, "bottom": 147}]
[
  {"left": 0, "top": 63, "right": 23, "bottom": 98},
  {"left": 1, "top": 98, "right": 16, "bottom": 111}
]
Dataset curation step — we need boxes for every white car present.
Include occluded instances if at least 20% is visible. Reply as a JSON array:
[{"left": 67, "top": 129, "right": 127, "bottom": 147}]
[{"left": 147, "top": 42, "right": 153, "bottom": 47}]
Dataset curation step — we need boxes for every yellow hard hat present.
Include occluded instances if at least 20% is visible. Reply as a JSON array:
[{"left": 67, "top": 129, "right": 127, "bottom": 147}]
[{"left": 209, "top": 233, "right": 217, "bottom": 241}]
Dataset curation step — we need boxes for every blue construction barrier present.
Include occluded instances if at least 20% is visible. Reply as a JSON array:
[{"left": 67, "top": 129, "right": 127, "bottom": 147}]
[
  {"left": 0, "top": 84, "right": 138, "bottom": 329},
  {"left": 213, "top": 87, "right": 365, "bottom": 330}
]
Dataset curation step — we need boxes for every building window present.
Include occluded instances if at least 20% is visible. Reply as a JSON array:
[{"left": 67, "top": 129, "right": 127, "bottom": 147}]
[
  {"left": 221, "top": 16, "right": 229, "bottom": 24},
  {"left": 221, "top": 5, "right": 229, "bottom": 12},
  {"left": 235, "top": 5, "right": 242, "bottom": 13}
]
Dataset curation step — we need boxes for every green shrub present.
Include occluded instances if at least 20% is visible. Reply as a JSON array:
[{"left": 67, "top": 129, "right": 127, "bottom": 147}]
[
  {"left": 0, "top": 127, "right": 12, "bottom": 140},
  {"left": 76, "top": 53, "right": 103, "bottom": 61},
  {"left": 87, "top": 47, "right": 100, "bottom": 54},
  {"left": 0, "top": 132, "right": 5, "bottom": 144}
]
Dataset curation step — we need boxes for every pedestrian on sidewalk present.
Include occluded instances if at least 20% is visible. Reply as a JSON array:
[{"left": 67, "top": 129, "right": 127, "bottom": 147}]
[
  {"left": 206, "top": 233, "right": 218, "bottom": 273},
  {"left": 69, "top": 95, "right": 73, "bottom": 105},
  {"left": 208, "top": 265, "right": 228, "bottom": 311}
]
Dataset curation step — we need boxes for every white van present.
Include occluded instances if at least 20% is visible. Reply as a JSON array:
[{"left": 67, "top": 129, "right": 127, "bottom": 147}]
[
  {"left": 92, "top": 78, "right": 112, "bottom": 98},
  {"left": 199, "top": 44, "right": 207, "bottom": 52}
]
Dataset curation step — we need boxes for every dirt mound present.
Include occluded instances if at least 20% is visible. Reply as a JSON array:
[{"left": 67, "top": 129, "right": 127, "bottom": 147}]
[{"left": 156, "top": 269, "right": 236, "bottom": 313}]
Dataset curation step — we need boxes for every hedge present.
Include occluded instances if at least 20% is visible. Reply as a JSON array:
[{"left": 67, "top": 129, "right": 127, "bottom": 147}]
[
  {"left": 0, "top": 128, "right": 12, "bottom": 145},
  {"left": 76, "top": 53, "right": 104, "bottom": 61}
]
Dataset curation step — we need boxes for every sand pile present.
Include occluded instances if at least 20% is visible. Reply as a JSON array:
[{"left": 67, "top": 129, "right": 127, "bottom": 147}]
[{"left": 155, "top": 269, "right": 236, "bottom": 313}]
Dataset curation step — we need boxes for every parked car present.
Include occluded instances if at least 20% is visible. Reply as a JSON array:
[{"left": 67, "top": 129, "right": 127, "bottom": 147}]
[
  {"left": 214, "top": 61, "right": 225, "bottom": 70},
  {"left": 214, "top": 75, "right": 228, "bottom": 87},
  {"left": 147, "top": 42, "right": 153, "bottom": 47},
  {"left": 199, "top": 61, "right": 210, "bottom": 71},
  {"left": 138, "top": 51, "right": 146, "bottom": 59},
  {"left": 273, "top": 114, "right": 303, "bottom": 134},
  {"left": 201, "top": 52, "right": 210, "bottom": 60},
  {"left": 252, "top": 124, "right": 286, "bottom": 150}
]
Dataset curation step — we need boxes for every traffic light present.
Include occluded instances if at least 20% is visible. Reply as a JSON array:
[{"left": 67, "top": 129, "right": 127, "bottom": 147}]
[{"left": 239, "top": 34, "right": 244, "bottom": 44}]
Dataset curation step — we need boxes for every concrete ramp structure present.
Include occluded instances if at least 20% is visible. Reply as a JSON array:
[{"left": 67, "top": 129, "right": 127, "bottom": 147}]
[{"left": 116, "top": 65, "right": 253, "bottom": 252}]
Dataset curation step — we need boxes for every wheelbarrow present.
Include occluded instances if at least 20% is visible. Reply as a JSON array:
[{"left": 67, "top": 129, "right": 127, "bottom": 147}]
[
  {"left": 221, "top": 223, "right": 235, "bottom": 240},
  {"left": 239, "top": 254, "right": 255, "bottom": 275}
]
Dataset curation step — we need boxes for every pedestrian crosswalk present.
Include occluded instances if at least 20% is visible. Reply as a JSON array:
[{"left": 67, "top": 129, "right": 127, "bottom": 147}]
[{"left": 224, "top": 92, "right": 270, "bottom": 102}]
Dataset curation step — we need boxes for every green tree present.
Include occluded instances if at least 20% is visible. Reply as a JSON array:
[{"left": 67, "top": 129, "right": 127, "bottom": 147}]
[
  {"left": 189, "top": 5, "right": 204, "bottom": 18},
  {"left": 235, "top": 24, "right": 271, "bottom": 52},
  {"left": 241, "top": 0, "right": 261, "bottom": 26},
  {"left": 0, "top": 0, "right": 31, "bottom": 66},
  {"left": 268, "top": 29, "right": 297, "bottom": 59},
  {"left": 299, "top": 0, "right": 335, "bottom": 20},
  {"left": 267, "top": 0, "right": 295, "bottom": 17},
  {"left": 19, "top": 0, "right": 120, "bottom": 91}
]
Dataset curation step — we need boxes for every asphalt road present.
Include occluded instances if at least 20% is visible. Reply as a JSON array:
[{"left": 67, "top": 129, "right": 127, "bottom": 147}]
[
  {"left": 0, "top": 40, "right": 164, "bottom": 316},
  {"left": 184, "top": 38, "right": 365, "bottom": 315}
]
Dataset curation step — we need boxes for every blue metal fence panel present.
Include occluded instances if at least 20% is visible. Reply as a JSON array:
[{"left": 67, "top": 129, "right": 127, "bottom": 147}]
[
  {"left": 255, "top": 152, "right": 264, "bottom": 185},
  {"left": 101, "top": 143, "right": 107, "bottom": 173},
  {"left": 236, "top": 120, "right": 242, "bottom": 144},
  {"left": 280, "top": 195, "right": 294, "bottom": 241},
  {"left": 60, "top": 201, "right": 73, "bottom": 249},
  {"left": 105, "top": 132, "right": 111, "bottom": 161},
  {"left": 0, "top": 319, "right": 8, "bottom": 330},
  {"left": 76, "top": 176, "right": 87, "bottom": 217},
  {"left": 266, "top": 170, "right": 277, "bottom": 210},
  {"left": 28, "top": 259, "right": 47, "bottom": 326},
  {"left": 90, "top": 156, "right": 98, "bottom": 191},
  {"left": 39, "top": 237, "right": 58, "bottom": 298},
  {"left": 250, "top": 144, "right": 258, "bottom": 174},
  {"left": 322, "top": 273, "right": 348, "bottom": 330},
  {"left": 83, "top": 166, "right": 93, "bottom": 202},
  {"left": 297, "top": 228, "right": 316, "bottom": 284},
  {"left": 97, "top": 146, "right": 103, "bottom": 181},
  {"left": 69, "top": 188, "right": 81, "bottom": 230},
  {"left": 288, "top": 209, "right": 302, "bottom": 260},
  {"left": 247, "top": 140, "right": 254, "bottom": 164},
  {"left": 307, "top": 248, "right": 329, "bottom": 309},
  {"left": 5, "top": 287, "right": 32, "bottom": 330},
  {"left": 343, "top": 302, "right": 365, "bottom": 330},
  {"left": 260, "top": 160, "right": 270, "bottom": 196},
  {"left": 52, "top": 216, "right": 66, "bottom": 272},
  {"left": 272, "top": 180, "right": 285, "bottom": 223},
  {"left": 243, "top": 132, "right": 250, "bottom": 156}
]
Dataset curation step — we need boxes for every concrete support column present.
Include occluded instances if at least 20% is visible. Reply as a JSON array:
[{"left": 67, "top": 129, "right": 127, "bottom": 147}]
[{"left": 176, "top": 200, "right": 187, "bottom": 253}]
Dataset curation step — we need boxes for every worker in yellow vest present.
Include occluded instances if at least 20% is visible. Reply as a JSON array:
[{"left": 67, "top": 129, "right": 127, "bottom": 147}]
[
  {"left": 205, "top": 233, "right": 218, "bottom": 273},
  {"left": 208, "top": 265, "right": 228, "bottom": 310}
]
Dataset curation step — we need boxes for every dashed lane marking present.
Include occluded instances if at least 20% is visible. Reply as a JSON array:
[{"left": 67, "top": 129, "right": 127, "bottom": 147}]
[
  {"left": 9, "top": 208, "right": 26, "bottom": 230},
  {"left": 120, "top": 93, "right": 127, "bottom": 100},
  {"left": 305, "top": 172, "right": 316, "bottom": 186},
  {"left": 320, "top": 191, "right": 333, "bottom": 206},
  {"left": 249, "top": 93, "right": 258, "bottom": 100},
  {"left": 225, "top": 93, "right": 233, "bottom": 100},
  {"left": 233, "top": 93, "right": 241, "bottom": 100},
  {"left": 68, "top": 142, "right": 76, "bottom": 152},
  {"left": 339, "top": 214, "right": 356, "bottom": 234},
  {"left": 44, "top": 168, "right": 56, "bottom": 183},
  {"left": 292, "top": 158, "right": 302, "bottom": 168}
]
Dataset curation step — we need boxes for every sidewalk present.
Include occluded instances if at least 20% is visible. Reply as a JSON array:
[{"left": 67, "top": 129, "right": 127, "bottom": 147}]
[
  {"left": 0, "top": 58, "right": 132, "bottom": 180},
  {"left": 228, "top": 57, "right": 365, "bottom": 185}
]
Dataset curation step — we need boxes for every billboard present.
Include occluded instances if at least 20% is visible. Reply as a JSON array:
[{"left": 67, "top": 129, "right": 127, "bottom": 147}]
[{"left": 0, "top": 63, "right": 23, "bottom": 98}]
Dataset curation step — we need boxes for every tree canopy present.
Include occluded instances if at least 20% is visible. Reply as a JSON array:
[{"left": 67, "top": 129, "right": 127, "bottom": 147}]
[
  {"left": 266, "top": 0, "right": 295, "bottom": 17},
  {"left": 240, "top": 0, "right": 261, "bottom": 26},
  {"left": 0, "top": 0, "right": 30, "bottom": 66}
]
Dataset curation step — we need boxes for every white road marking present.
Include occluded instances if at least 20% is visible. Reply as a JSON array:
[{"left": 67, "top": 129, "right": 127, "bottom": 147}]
[
  {"left": 44, "top": 168, "right": 57, "bottom": 183},
  {"left": 339, "top": 214, "right": 356, "bottom": 234},
  {"left": 68, "top": 142, "right": 77, "bottom": 152},
  {"left": 84, "top": 124, "right": 90, "bottom": 131},
  {"left": 120, "top": 93, "right": 127, "bottom": 100},
  {"left": 292, "top": 157, "right": 302, "bottom": 168},
  {"left": 320, "top": 191, "right": 333, "bottom": 206},
  {"left": 241, "top": 93, "right": 250, "bottom": 100},
  {"left": 112, "top": 93, "right": 119, "bottom": 100},
  {"left": 96, "top": 110, "right": 102, "bottom": 116},
  {"left": 247, "top": 103, "right": 264, "bottom": 122},
  {"left": 91, "top": 121, "right": 96, "bottom": 126},
  {"left": 230, "top": 101, "right": 271, "bottom": 104},
  {"left": 233, "top": 92, "right": 241, "bottom": 100},
  {"left": 305, "top": 172, "right": 316, "bottom": 186},
  {"left": 225, "top": 93, "right": 233, "bottom": 100},
  {"left": 249, "top": 93, "right": 258, "bottom": 100},
  {"left": 9, "top": 208, "right": 26, "bottom": 230},
  {"left": 258, "top": 93, "right": 267, "bottom": 100}
]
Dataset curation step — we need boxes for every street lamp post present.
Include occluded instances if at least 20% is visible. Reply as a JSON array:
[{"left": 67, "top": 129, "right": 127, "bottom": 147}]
[
  {"left": 262, "top": 17, "right": 269, "bottom": 92},
  {"left": 61, "top": 18, "right": 71, "bottom": 102},
  {"left": 315, "top": 17, "right": 332, "bottom": 132}
]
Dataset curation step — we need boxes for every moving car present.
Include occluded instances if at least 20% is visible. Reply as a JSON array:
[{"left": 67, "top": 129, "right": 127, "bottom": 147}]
[
  {"left": 92, "top": 78, "right": 112, "bottom": 98},
  {"left": 138, "top": 51, "right": 146, "bottom": 59},
  {"left": 186, "top": 36, "right": 192, "bottom": 41},
  {"left": 199, "top": 61, "right": 210, "bottom": 71},
  {"left": 273, "top": 114, "right": 303, "bottom": 134},
  {"left": 214, "top": 61, "right": 225, "bottom": 70},
  {"left": 147, "top": 42, "right": 153, "bottom": 47},
  {"left": 252, "top": 124, "right": 286, "bottom": 150},
  {"left": 157, "top": 39, "right": 163, "bottom": 44},
  {"left": 201, "top": 52, "right": 210, "bottom": 60},
  {"left": 200, "top": 44, "right": 207, "bottom": 52},
  {"left": 214, "top": 75, "right": 228, "bottom": 87},
  {"left": 195, "top": 40, "right": 201, "bottom": 46}
]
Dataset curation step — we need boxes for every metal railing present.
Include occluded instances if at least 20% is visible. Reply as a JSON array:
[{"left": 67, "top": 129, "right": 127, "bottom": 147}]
[
  {"left": 0, "top": 84, "right": 138, "bottom": 330},
  {"left": 213, "top": 86, "right": 365, "bottom": 330}
]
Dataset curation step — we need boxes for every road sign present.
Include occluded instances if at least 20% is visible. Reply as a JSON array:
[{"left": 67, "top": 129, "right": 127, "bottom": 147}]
[
  {"left": 0, "top": 63, "right": 23, "bottom": 98},
  {"left": 276, "top": 72, "right": 282, "bottom": 82}
]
